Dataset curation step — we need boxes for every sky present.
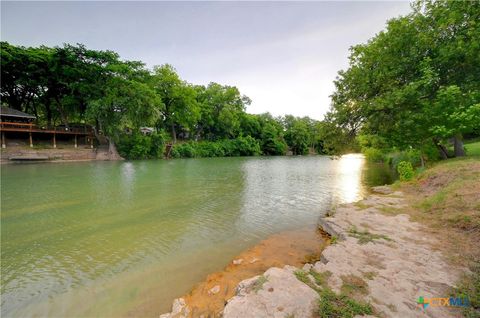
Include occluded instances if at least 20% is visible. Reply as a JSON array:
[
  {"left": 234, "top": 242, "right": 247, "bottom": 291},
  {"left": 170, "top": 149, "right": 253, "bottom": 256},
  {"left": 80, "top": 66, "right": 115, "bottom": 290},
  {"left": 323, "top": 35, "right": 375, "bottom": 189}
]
[{"left": 1, "top": 1, "right": 412, "bottom": 120}]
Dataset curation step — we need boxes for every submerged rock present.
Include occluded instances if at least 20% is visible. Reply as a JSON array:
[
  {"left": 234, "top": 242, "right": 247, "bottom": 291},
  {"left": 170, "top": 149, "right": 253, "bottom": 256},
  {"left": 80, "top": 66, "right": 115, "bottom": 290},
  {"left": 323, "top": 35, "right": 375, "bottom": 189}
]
[
  {"left": 159, "top": 298, "right": 190, "bottom": 318},
  {"left": 232, "top": 258, "right": 243, "bottom": 265},
  {"left": 208, "top": 285, "right": 221, "bottom": 295}
]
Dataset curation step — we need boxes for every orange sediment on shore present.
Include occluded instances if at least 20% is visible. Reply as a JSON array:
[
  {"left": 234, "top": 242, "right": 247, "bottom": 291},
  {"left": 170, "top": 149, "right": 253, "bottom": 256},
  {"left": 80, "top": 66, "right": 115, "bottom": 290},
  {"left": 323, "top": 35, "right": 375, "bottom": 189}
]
[{"left": 182, "top": 227, "right": 327, "bottom": 317}]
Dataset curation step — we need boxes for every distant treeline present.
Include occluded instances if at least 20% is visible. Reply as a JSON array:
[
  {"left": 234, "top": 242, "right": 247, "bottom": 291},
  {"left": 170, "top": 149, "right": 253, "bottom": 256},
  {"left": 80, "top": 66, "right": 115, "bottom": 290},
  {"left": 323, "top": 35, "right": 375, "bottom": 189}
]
[{"left": 1, "top": 41, "right": 354, "bottom": 159}]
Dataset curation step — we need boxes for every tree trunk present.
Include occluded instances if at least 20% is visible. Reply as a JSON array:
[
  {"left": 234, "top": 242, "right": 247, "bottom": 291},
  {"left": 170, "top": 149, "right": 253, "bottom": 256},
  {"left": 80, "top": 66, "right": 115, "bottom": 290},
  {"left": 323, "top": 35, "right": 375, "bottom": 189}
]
[
  {"left": 453, "top": 134, "right": 466, "bottom": 157},
  {"left": 45, "top": 99, "right": 52, "bottom": 127},
  {"left": 171, "top": 122, "right": 177, "bottom": 144},
  {"left": 106, "top": 137, "right": 123, "bottom": 160},
  {"left": 434, "top": 139, "right": 449, "bottom": 160},
  {"left": 54, "top": 97, "right": 69, "bottom": 128}
]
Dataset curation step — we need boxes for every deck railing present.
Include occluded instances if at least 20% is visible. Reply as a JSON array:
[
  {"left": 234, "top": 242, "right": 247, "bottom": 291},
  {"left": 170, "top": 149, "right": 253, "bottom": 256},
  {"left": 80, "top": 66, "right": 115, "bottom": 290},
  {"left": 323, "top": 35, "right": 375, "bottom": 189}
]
[{"left": 0, "top": 122, "right": 93, "bottom": 135}]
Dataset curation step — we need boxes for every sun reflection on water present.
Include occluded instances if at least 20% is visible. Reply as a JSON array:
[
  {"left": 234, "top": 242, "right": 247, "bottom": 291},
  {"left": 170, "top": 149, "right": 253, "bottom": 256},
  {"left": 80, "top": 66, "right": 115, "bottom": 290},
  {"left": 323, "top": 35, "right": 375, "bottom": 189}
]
[{"left": 335, "top": 153, "right": 366, "bottom": 204}]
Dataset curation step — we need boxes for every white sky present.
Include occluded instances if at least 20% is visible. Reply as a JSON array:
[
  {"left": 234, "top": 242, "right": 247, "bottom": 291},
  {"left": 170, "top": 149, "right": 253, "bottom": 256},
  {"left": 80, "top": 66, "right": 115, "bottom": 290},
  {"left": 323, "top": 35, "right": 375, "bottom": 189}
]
[{"left": 1, "top": 1, "right": 412, "bottom": 120}]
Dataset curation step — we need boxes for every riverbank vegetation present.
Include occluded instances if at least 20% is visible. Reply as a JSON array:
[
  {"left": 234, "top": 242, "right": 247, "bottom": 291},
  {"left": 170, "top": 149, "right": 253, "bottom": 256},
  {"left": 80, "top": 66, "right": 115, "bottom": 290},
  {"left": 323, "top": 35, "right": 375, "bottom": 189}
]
[
  {"left": 1, "top": 42, "right": 332, "bottom": 159},
  {"left": 327, "top": 0, "right": 480, "bottom": 168},
  {"left": 1, "top": 1, "right": 478, "bottom": 163}
]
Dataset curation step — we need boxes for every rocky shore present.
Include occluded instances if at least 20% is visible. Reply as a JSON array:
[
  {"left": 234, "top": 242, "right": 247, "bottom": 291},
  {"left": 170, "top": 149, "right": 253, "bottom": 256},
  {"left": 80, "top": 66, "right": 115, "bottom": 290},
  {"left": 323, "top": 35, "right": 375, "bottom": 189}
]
[{"left": 160, "top": 186, "right": 464, "bottom": 318}]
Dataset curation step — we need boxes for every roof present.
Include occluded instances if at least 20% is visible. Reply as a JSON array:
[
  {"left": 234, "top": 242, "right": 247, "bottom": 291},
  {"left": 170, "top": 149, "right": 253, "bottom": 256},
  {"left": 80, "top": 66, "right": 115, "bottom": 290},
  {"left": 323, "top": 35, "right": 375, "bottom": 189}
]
[{"left": 0, "top": 106, "right": 36, "bottom": 119}]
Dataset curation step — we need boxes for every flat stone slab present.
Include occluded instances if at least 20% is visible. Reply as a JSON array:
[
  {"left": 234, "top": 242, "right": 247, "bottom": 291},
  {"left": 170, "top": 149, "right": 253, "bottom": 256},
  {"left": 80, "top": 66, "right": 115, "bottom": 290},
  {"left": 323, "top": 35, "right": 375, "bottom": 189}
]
[{"left": 223, "top": 266, "right": 318, "bottom": 318}]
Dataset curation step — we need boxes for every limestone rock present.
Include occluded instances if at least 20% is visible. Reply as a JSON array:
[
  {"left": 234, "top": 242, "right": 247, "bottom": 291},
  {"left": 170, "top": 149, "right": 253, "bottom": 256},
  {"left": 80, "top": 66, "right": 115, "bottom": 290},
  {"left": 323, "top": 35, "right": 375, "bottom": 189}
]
[
  {"left": 223, "top": 267, "right": 318, "bottom": 318},
  {"left": 314, "top": 192, "right": 463, "bottom": 318},
  {"left": 371, "top": 185, "right": 393, "bottom": 195}
]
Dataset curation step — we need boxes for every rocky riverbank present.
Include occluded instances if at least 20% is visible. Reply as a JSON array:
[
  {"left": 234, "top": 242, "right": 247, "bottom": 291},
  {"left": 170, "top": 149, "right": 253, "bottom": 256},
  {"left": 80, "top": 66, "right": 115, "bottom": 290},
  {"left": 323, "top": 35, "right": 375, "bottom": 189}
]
[{"left": 160, "top": 185, "right": 467, "bottom": 318}]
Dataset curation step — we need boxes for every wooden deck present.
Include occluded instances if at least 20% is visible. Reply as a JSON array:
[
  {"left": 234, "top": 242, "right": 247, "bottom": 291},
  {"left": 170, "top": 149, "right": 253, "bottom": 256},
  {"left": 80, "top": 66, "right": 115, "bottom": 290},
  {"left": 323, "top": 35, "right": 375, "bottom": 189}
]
[{"left": 0, "top": 122, "right": 93, "bottom": 135}]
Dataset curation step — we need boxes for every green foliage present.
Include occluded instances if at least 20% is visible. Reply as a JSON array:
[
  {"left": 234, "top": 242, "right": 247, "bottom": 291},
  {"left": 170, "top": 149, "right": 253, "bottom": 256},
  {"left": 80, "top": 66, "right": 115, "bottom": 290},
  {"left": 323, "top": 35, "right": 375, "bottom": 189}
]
[
  {"left": 293, "top": 269, "right": 372, "bottom": 318},
  {"left": 340, "top": 275, "right": 369, "bottom": 297},
  {"left": 330, "top": 235, "right": 338, "bottom": 244},
  {"left": 0, "top": 42, "right": 332, "bottom": 159},
  {"left": 233, "top": 136, "right": 262, "bottom": 156},
  {"left": 385, "top": 149, "right": 421, "bottom": 169},
  {"left": 294, "top": 270, "right": 311, "bottom": 286},
  {"left": 397, "top": 161, "right": 415, "bottom": 181},
  {"left": 171, "top": 143, "right": 196, "bottom": 158},
  {"left": 260, "top": 123, "right": 288, "bottom": 155},
  {"left": 151, "top": 64, "right": 200, "bottom": 142},
  {"left": 252, "top": 275, "right": 268, "bottom": 293},
  {"left": 348, "top": 226, "right": 392, "bottom": 244},
  {"left": 170, "top": 136, "right": 261, "bottom": 158},
  {"left": 317, "top": 288, "right": 373, "bottom": 318},
  {"left": 117, "top": 132, "right": 167, "bottom": 160},
  {"left": 284, "top": 116, "right": 311, "bottom": 155},
  {"left": 466, "top": 141, "right": 480, "bottom": 157},
  {"left": 363, "top": 148, "right": 386, "bottom": 163},
  {"left": 453, "top": 262, "right": 480, "bottom": 318},
  {"left": 328, "top": 0, "right": 480, "bottom": 158}
]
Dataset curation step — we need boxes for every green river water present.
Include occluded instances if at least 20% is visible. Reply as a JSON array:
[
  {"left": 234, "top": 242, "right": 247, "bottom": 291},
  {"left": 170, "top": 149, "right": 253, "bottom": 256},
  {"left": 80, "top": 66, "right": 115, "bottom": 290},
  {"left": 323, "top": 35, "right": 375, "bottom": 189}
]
[{"left": 1, "top": 155, "right": 394, "bottom": 317}]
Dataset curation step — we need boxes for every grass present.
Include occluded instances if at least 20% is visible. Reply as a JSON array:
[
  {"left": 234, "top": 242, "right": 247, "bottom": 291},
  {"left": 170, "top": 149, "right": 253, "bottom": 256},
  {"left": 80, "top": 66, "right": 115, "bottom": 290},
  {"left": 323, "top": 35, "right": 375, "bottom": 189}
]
[
  {"left": 362, "top": 271, "right": 377, "bottom": 280},
  {"left": 294, "top": 270, "right": 312, "bottom": 287},
  {"left": 465, "top": 141, "right": 480, "bottom": 157},
  {"left": 348, "top": 226, "right": 392, "bottom": 244},
  {"left": 405, "top": 158, "right": 480, "bottom": 238},
  {"left": 353, "top": 201, "right": 371, "bottom": 210},
  {"left": 309, "top": 269, "right": 331, "bottom": 288},
  {"left": 330, "top": 235, "right": 338, "bottom": 245},
  {"left": 252, "top": 275, "right": 268, "bottom": 293},
  {"left": 377, "top": 205, "right": 402, "bottom": 215},
  {"left": 386, "top": 157, "right": 480, "bottom": 316},
  {"left": 316, "top": 288, "right": 373, "bottom": 318},
  {"left": 294, "top": 269, "right": 372, "bottom": 318},
  {"left": 452, "top": 261, "right": 480, "bottom": 318},
  {"left": 325, "top": 206, "right": 337, "bottom": 217},
  {"left": 340, "top": 275, "right": 369, "bottom": 297}
]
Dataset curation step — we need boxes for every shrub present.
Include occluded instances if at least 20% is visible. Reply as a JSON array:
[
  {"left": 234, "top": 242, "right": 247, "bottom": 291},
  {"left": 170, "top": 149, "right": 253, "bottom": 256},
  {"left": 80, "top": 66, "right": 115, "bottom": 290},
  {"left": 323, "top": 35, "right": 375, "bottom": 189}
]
[
  {"left": 387, "top": 149, "right": 421, "bottom": 169},
  {"left": 363, "top": 147, "right": 386, "bottom": 162},
  {"left": 117, "top": 131, "right": 167, "bottom": 160},
  {"left": 170, "top": 137, "right": 261, "bottom": 158},
  {"left": 173, "top": 143, "right": 196, "bottom": 158},
  {"left": 397, "top": 161, "right": 415, "bottom": 181},
  {"left": 234, "top": 136, "right": 261, "bottom": 156}
]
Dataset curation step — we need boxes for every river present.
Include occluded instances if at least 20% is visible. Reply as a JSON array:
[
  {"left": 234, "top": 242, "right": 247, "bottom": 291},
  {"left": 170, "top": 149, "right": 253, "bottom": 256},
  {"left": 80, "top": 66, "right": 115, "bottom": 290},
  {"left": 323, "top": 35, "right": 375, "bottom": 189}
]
[{"left": 1, "top": 155, "right": 394, "bottom": 317}]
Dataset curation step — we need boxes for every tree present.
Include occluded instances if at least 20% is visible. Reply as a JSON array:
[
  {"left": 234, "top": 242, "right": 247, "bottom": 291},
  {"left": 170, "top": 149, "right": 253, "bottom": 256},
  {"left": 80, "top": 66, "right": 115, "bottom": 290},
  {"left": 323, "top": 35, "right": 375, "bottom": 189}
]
[
  {"left": 195, "top": 82, "right": 251, "bottom": 140},
  {"left": 87, "top": 63, "right": 162, "bottom": 159},
  {"left": 329, "top": 0, "right": 480, "bottom": 158},
  {"left": 284, "top": 117, "right": 310, "bottom": 155},
  {"left": 151, "top": 64, "right": 199, "bottom": 143}
]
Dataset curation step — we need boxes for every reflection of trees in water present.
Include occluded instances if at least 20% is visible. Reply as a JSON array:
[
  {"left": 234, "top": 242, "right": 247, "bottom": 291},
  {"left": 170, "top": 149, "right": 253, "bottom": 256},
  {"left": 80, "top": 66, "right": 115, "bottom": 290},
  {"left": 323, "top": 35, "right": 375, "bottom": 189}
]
[{"left": 362, "top": 162, "right": 396, "bottom": 187}]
